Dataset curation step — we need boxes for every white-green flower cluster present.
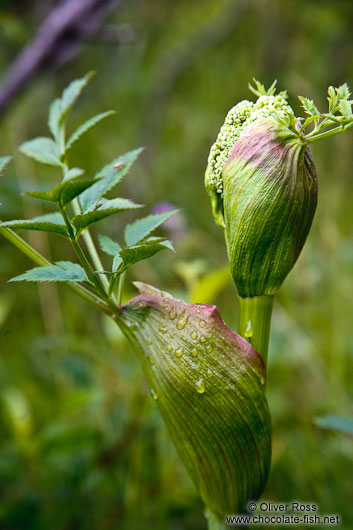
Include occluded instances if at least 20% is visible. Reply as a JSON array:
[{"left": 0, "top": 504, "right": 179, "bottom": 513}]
[{"left": 206, "top": 94, "right": 294, "bottom": 196}]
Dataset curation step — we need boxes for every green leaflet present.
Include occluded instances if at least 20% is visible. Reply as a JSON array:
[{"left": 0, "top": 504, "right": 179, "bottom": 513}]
[
  {"left": 72, "top": 198, "right": 143, "bottom": 236},
  {"left": 124, "top": 209, "right": 178, "bottom": 246},
  {"left": 117, "top": 238, "right": 174, "bottom": 272},
  {"left": 314, "top": 415, "right": 353, "bottom": 436},
  {"left": 98, "top": 234, "right": 121, "bottom": 256},
  {"left": 58, "top": 72, "right": 94, "bottom": 125},
  {"left": 9, "top": 261, "right": 88, "bottom": 283},
  {"left": 0, "top": 156, "right": 12, "bottom": 173},
  {"left": 24, "top": 175, "right": 100, "bottom": 208},
  {"left": 0, "top": 212, "right": 68, "bottom": 238},
  {"left": 79, "top": 148, "right": 144, "bottom": 212},
  {"left": 116, "top": 283, "right": 271, "bottom": 520},
  {"left": 62, "top": 168, "right": 85, "bottom": 182},
  {"left": 19, "top": 137, "right": 62, "bottom": 167}
]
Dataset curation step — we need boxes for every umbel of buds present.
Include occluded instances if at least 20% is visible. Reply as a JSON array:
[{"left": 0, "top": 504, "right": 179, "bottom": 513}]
[{"left": 205, "top": 80, "right": 318, "bottom": 298}]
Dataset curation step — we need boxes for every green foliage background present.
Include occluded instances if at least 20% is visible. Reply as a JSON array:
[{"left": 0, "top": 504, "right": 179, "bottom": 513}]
[{"left": 0, "top": 0, "right": 352, "bottom": 528}]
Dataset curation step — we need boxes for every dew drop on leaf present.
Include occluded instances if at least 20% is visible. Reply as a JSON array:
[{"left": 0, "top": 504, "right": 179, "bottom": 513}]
[
  {"left": 177, "top": 316, "right": 188, "bottom": 330},
  {"left": 245, "top": 320, "right": 253, "bottom": 338},
  {"left": 169, "top": 309, "right": 177, "bottom": 320},
  {"left": 195, "top": 378, "right": 205, "bottom": 394},
  {"left": 150, "top": 388, "right": 158, "bottom": 400},
  {"left": 190, "top": 360, "right": 200, "bottom": 370},
  {"left": 199, "top": 320, "right": 206, "bottom": 328},
  {"left": 175, "top": 347, "right": 184, "bottom": 358},
  {"left": 191, "top": 347, "right": 198, "bottom": 357},
  {"left": 191, "top": 331, "right": 198, "bottom": 340}
]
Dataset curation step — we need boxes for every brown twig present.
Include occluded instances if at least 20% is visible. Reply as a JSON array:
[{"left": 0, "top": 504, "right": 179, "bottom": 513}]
[{"left": 0, "top": 0, "right": 119, "bottom": 114}]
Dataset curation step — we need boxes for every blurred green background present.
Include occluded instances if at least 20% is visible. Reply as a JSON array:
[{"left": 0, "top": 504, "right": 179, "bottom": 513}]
[{"left": 0, "top": 0, "right": 352, "bottom": 528}]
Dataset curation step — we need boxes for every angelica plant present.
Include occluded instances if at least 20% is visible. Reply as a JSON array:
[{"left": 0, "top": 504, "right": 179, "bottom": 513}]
[{"left": 1, "top": 75, "right": 352, "bottom": 530}]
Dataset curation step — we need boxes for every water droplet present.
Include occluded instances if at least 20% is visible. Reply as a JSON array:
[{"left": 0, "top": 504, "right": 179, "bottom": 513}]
[
  {"left": 195, "top": 378, "right": 205, "bottom": 394},
  {"left": 150, "top": 388, "right": 158, "bottom": 400},
  {"left": 191, "top": 347, "right": 198, "bottom": 357},
  {"left": 167, "top": 345, "right": 173, "bottom": 352},
  {"left": 200, "top": 336, "right": 206, "bottom": 343},
  {"left": 190, "top": 360, "right": 200, "bottom": 370},
  {"left": 147, "top": 355, "right": 154, "bottom": 365},
  {"left": 206, "top": 369, "right": 213, "bottom": 378},
  {"left": 245, "top": 320, "right": 253, "bottom": 338},
  {"left": 199, "top": 320, "right": 206, "bottom": 328},
  {"left": 205, "top": 344, "right": 213, "bottom": 353},
  {"left": 191, "top": 330, "right": 198, "bottom": 340},
  {"left": 260, "top": 375, "right": 265, "bottom": 385},
  {"left": 177, "top": 315, "right": 189, "bottom": 330},
  {"left": 196, "top": 308, "right": 201, "bottom": 314},
  {"left": 147, "top": 338, "right": 152, "bottom": 345},
  {"left": 169, "top": 309, "right": 177, "bottom": 320},
  {"left": 159, "top": 325, "right": 168, "bottom": 334},
  {"left": 175, "top": 347, "right": 183, "bottom": 358}
]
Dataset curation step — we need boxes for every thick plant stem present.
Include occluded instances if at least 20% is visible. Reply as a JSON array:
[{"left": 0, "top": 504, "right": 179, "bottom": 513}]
[
  {"left": 0, "top": 225, "right": 113, "bottom": 316},
  {"left": 237, "top": 295, "right": 274, "bottom": 365}
]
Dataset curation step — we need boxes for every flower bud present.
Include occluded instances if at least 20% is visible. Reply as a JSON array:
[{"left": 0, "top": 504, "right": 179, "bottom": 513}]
[
  {"left": 116, "top": 282, "right": 271, "bottom": 520},
  {"left": 205, "top": 92, "right": 318, "bottom": 297}
]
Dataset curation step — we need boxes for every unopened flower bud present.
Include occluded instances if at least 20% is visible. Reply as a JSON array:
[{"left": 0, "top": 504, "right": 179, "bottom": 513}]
[
  {"left": 205, "top": 90, "right": 318, "bottom": 297},
  {"left": 116, "top": 282, "right": 271, "bottom": 520}
]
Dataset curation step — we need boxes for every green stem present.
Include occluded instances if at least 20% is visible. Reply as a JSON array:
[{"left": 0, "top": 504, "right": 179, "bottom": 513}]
[
  {"left": 304, "top": 120, "right": 353, "bottom": 143},
  {"left": 237, "top": 295, "right": 274, "bottom": 366},
  {"left": 108, "top": 274, "right": 116, "bottom": 297},
  {"left": 0, "top": 226, "right": 112, "bottom": 315},
  {"left": 60, "top": 208, "right": 109, "bottom": 301},
  {"left": 72, "top": 197, "right": 110, "bottom": 292},
  {"left": 117, "top": 271, "right": 126, "bottom": 305}
]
